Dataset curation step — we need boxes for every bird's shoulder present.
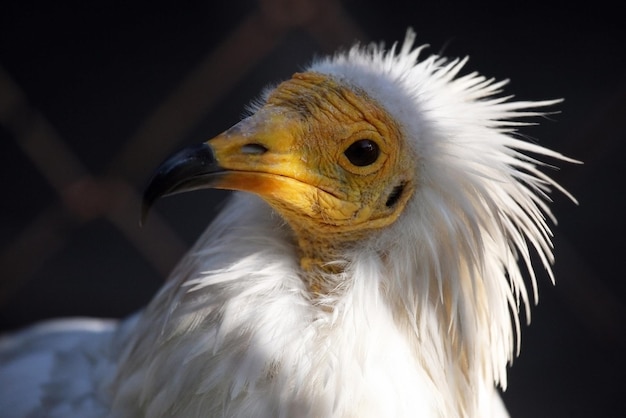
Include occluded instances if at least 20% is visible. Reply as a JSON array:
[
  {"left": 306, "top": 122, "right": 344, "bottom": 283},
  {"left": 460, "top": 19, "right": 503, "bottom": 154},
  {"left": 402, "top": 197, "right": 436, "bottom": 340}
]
[{"left": 0, "top": 317, "right": 132, "bottom": 418}]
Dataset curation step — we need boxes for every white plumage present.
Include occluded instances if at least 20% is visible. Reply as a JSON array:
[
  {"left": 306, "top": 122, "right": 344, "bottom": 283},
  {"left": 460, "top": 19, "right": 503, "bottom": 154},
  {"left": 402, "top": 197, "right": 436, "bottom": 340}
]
[{"left": 0, "top": 31, "right": 575, "bottom": 417}]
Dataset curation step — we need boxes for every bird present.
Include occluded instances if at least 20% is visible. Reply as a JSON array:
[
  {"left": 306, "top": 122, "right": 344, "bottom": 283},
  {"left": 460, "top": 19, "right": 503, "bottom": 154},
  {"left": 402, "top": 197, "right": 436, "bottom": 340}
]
[{"left": 0, "top": 29, "right": 576, "bottom": 417}]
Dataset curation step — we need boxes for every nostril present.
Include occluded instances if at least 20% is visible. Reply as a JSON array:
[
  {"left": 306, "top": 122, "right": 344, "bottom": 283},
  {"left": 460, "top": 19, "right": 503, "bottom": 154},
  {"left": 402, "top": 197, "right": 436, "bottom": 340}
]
[{"left": 241, "top": 143, "right": 268, "bottom": 155}]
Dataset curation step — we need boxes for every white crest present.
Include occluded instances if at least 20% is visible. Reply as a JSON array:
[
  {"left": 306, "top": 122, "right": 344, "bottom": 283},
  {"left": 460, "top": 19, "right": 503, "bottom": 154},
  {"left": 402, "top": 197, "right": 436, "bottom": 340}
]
[{"left": 313, "top": 28, "right": 577, "bottom": 395}]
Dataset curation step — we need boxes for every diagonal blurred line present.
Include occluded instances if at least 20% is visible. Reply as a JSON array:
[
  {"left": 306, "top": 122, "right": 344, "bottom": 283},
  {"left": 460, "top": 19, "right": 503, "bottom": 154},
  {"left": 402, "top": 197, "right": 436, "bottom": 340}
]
[
  {"left": 0, "top": 6, "right": 294, "bottom": 305},
  {"left": 0, "top": 204, "right": 72, "bottom": 305},
  {"left": 108, "top": 11, "right": 288, "bottom": 184},
  {"left": 0, "top": 66, "right": 188, "bottom": 304},
  {"left": 0, "top": 66, "right": 87, "bottom": 190},
  {"left": 109, "top": 0, "right": 367, "bottom": 187},
  {"left": 0, "top": 2, "right": 367, "bottom": 306},
  {"left": 59, "top": 177, "right": 188, "bottom": 277}
]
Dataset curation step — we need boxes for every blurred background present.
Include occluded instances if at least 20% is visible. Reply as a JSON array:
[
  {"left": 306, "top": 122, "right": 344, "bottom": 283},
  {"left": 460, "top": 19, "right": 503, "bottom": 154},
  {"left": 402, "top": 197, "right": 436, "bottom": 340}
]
[{"left": 1, "top": 0, "right": 624, "bottom": 416}]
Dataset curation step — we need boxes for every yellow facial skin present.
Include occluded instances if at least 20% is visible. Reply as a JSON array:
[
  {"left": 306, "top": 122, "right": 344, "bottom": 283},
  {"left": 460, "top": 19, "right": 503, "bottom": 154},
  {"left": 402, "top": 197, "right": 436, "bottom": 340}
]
[{"left": 206, "top": 72, "right": 416, "bottom": 290}]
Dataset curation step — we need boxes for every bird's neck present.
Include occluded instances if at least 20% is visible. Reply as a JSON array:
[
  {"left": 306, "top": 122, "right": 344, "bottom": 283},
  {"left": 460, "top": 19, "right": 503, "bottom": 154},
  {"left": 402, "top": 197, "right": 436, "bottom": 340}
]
[{"left": 289, "top": 223, "right": 366, "bottom": 296}]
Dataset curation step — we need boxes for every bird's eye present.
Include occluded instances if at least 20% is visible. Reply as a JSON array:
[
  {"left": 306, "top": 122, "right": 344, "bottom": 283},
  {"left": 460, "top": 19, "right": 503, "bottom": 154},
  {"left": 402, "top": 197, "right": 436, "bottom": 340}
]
[{"left": 344, "top": 139, "right": 380, "bottom": 167}]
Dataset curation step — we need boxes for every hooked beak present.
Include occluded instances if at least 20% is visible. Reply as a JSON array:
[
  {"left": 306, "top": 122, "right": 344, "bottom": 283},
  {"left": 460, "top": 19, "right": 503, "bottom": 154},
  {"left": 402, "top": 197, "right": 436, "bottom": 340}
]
[
  {"left": 141, "top": 109, "right": 284, "bottom": 225},
  {"left": 141, "top": 107, "right": 338, "bottom": 225},
  {"left": 141, "top": 142, "right": 225, "bottom": 225}
]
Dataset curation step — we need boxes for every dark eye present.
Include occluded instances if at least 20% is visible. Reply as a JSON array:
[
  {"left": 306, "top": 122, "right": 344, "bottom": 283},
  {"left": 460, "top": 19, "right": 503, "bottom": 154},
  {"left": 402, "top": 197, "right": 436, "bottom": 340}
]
[{"left": 344, "top": 139, "right": 380, "bottom": 167}]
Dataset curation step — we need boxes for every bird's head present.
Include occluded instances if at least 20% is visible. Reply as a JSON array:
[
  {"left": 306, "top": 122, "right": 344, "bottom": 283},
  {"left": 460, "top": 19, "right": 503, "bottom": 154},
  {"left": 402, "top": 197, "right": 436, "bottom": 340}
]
[
  {"left": 143, "top": 71, "right": 418, "bottom": 288},
  {"left": 143, "top": 31, "right": 574, "bottom": 300}
]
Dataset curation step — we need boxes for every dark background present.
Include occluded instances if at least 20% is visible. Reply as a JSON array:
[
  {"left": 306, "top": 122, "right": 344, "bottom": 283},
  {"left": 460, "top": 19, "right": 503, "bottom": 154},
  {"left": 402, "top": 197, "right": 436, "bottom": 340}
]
[{"left": 1, "top": 1, "right": 624, "bottom": 416}]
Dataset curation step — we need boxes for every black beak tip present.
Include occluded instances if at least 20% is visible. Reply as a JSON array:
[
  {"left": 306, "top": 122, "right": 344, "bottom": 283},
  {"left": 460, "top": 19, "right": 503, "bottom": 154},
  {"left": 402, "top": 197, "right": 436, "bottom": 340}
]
[
  {"left": 140, "top": 173, "right": 167, "bottom": 227},
  {"left": 139, "top": 142, "right": 219, "bottom": 226},
  {"left": 139, "top": 180, "right": 161, "bottom": 227}
]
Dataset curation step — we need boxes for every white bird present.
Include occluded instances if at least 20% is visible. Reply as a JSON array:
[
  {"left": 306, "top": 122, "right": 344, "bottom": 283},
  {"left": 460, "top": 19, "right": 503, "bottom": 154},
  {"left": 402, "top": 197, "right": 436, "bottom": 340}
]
[{"left": 0, "top": 30, "right": 576, "bottom": 417}]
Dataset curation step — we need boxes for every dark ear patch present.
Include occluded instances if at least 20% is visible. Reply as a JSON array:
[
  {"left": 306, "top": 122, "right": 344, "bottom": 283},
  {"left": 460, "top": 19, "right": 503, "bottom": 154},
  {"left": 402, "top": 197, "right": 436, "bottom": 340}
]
[{"left": 385, "top": 183, "right": 406, "bottom": 208}]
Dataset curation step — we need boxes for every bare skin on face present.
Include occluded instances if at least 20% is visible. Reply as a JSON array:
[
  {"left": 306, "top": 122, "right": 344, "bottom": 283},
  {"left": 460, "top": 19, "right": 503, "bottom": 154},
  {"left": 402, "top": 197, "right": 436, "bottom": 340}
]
[{"left": 168, "top": 72, "right": 419, "bottom": 295}]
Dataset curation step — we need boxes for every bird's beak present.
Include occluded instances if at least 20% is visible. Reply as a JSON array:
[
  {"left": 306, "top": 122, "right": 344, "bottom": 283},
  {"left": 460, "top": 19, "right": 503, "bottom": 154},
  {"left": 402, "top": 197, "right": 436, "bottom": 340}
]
[
  {"left": 141, "top": 107, "right": 349, "bottom": 225},
  {"left": 141, "top": 142, "right": 222, "bottom": 224}
]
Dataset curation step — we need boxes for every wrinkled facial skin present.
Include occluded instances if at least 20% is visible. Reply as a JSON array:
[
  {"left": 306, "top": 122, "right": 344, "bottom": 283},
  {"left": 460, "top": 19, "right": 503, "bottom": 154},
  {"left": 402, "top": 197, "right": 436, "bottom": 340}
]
[
  {"left": 209, "top": 72, "right": 416, "bottom": 240},
  {"left": 143, "top": 72, "right": 417, "bottom": 282}
]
